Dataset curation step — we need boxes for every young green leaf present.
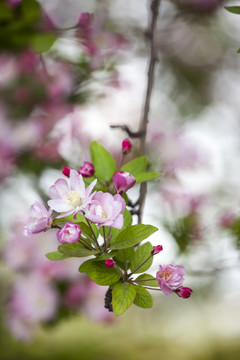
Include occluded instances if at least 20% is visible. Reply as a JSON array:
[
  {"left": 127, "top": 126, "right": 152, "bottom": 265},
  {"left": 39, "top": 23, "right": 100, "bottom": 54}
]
[
  {"left": 113, "top": 247, "right": 135, "bottom": 270},
  {"left": 134, "top": 172, "right": 161, "bottom": 184},
  {"left": 110, "top": 224, "right": 158, "bottom": 250},
  {"left": 134, "top": 274, "right": 159, "bottom": 287},
  {"left": 30, "top": 33, "right": 57, "bottom": 53},
  {"left": 123, "top": 209, "right": 132, "bottom": 228},
  {"left": 46, "top": 251, "right": 71, "bottom": 261},
  {"left": 80, "top": 261, "right": 121, "bottom": 285},
  {"left": 58, "top": 243, "right": 99, "bottom": 257},
  {"left": 112, "top": 282, "right": 136, "bottom": 315},
  {"left": 225, "top": 6, "right": 240, "bottom": 14},
  {"left": 121, "top": 156, "right": 147, "bottom": 175},
  {"left": 78, "top": 259, "right": 95, "bottom": 273},
  {"left": 130, "top": 242, "right": 153, "bottom": 274},
  {"left": 90, "top": 141, "right": 116, "bottom": 182},
  {"left": 133, "top": 285, "right": 153, "bottom": 308}
]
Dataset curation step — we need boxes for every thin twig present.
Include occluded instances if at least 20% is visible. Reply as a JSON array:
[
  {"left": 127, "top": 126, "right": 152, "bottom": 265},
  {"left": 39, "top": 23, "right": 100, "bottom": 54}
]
[{"left": 138, "top": 0, "right": 160, "bottom": 224}]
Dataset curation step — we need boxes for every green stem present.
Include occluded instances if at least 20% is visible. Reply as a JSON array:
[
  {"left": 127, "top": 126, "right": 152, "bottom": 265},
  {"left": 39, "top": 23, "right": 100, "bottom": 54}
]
[
  {"left": 103, "top": 226, "right": 107, "bottom": 251},
  {"left": 105, "top": 227, "right": 112, "bottom": 249},
  {"left": 134, "top": 278, "right": 156, "bottom": 283},
  {"left": 79, "top": 237, "right": 95, "bottom": 250},
  {"left": 128, "top": 253, "right": 153, "bottom": 277},
  {"left": 86, "top": 219, "right": 102, "bottom": 251},
  {"left": 142, "top": 286, "right": 161, "bottom": 291}
]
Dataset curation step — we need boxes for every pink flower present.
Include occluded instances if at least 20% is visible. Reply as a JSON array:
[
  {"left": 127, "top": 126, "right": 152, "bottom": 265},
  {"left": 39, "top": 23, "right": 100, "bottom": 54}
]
[
  {"left": 57, "top": 222, "right": 81, "bottom": 244},
  {"left": 122, "top": 138, "right": 132, "bottom": 154},
  {"left": 105, "top": 259, "right": 115, "bottom": 268},
  {"left": 23, "top": 202, "right": 52, "bottom": 236},
  {"left": 78, "top": 161, "right": 95, "bottom": 177},
  {"left": 151, "top": 245, "right": 163, "bottom": 255},
  {"left": 48, "top": 169, "right": 97, "bottom": 218},
  {"left": 112, "top": 171, "right": 136, "bottom": 195},
  {"left": 156, "top": 264, "right": 185, "bottom": 296},
  {"left": 62, "top": 166, "right": 71, "bottom": 177},
  {"left": 175, "top": 286, "right": 193, "bottom": 299},
  {"left": 77, "top": 12, "right": 92, "bottom": 29},
  {"left": 86, "top": 191, "right": 125, "bottom": 229}
]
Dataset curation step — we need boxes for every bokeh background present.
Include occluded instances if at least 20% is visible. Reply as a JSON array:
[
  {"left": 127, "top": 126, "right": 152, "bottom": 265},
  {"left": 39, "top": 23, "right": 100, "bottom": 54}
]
[{"left": 1, "top": 0, "right": 240, "bottom": 359}]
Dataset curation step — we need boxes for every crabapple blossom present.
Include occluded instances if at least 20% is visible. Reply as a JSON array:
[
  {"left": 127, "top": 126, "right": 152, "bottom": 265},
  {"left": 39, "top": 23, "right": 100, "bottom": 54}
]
[
  {"left": 48, "top": 169, "right": 97, "bottom": 218},
  {"left": 23, "top": 201, "right": 52, "bottom": 236},
  {"left": 122, "top": 138, "right": 132, "bottom": 154},
  {"left": 156, "top": 264, "right": 185, "bottom": 296},
  {"left": 78, "top": 161, "right": 95, "bottom": 177},
  {"left": 86, "top": 191, "right": 125, "bottom": 229},
  {"left": 57, "top": 222, "right": 81, "bottom": 244},
  {"left": 175, "top": 286, "right": 193, "bottom": 299},
  {"left": 112, "top": 171, "right": 136, "bottom": 195}
]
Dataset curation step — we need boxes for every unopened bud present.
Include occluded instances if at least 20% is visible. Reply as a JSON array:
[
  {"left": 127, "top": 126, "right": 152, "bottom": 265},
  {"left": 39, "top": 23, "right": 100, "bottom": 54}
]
[
  {"left": 105, "top": 259, "right": 115, "bottom": 268},
  {"left": 175, "top": 286, "right": 193, "bottom": 299},
  {"left": 122, "top": 138, "right": 132, "bottom": 155},
  {"left": 112, "top": 171, "right": 136, "bottom": 195},
  {"left": 78, "top": 161, "right": 95, "bottom": 178},
  {"left": 151, "top": 245, "right": 163, "bottom": 255},
  {"left": 62, "top": 166, "right": 71, "bottom": 177}
]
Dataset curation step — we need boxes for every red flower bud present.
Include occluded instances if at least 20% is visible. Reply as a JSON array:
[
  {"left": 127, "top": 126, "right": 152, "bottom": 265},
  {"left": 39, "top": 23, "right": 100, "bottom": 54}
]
[
  {"left": 62, "top": 166, "right": 71, "bottom": 177},
  {"left": 105, "top": 259, "right": 115, "bottom": 268},
  {"left": 112, "top": 171, "right": 136, "bottom": 195},
  {"left": 151, "top": 245, "right": 163, "bottom": 255},
  {"left": 175, "top": 286, "right": 193, "bottom": 299},
  {"left": 122, "top": 138, "right": 132, "bottom": 154},
  {"left": 78, "top": 162, "right": 95, "bottom": 178}
]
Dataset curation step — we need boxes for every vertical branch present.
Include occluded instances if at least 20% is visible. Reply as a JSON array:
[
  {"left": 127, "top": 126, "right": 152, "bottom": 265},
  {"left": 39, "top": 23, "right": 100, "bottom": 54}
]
[{"left": 138, "top": 0, "right": 160, "bottom": 224}]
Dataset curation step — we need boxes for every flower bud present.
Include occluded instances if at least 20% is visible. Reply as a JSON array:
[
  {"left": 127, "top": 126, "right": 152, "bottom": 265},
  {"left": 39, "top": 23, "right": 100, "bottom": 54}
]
[
  {"left": 57, "top": 222, "right": 81, "bottom": 244},
  {"left": 77, "top": 12, "right": 92, "bottom": 28},
  {"left": 112, "top": 171, "right": 136, "bottom": 195},
  {"left": 105, "top": 259, "right": 115, "bottom": 268},
  {"left": 175, "top": 286, "right": 193, "bottom": 299},
  {"left": 151, "top": 245, "right": 163, "bottom": 255},
  {"left": 78, "top": 161, "right": 95, "bottom": 178},
  {"left": 62, "top": 166, "right": 71, "bottom": 177},
  {"left": 122, "top": 138, "right": 132, "bottom": 154}
]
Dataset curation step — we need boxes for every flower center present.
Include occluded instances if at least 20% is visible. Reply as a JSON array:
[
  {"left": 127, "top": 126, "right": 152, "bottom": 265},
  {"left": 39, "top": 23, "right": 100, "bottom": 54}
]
[
  {"left": 160, "top": 270, "right": 171, "bottom": 279},
  {"left": 101, "top": 210, "right": 107, "bottom": 218},
  {"left": 64, "top": 191, "right": 83, "bottom": 207}
]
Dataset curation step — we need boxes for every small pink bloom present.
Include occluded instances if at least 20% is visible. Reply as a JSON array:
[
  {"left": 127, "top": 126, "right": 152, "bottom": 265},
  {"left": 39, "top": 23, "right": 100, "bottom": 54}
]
[
  {"left": 151, "top": 245, "right": 163, "bottom": 255},
  {"left": 23, "top": 202, "right": 52, "bottom": 236},
  {"left": 78, "top": 161, "right": 95, "bottom": 178},
  {"left": 62, "top": 166, "right": 71, "bottom": 177},
  {"left": 57, "top": 222, "right": 81, "bottom": 244},
  {"left": 156, "top": 264, "right": 185, "bottom": 296},
  {"left": 86, "top": 191, "right": 125, "bottom": 229},
  {"left": 105, "top": 259, "right": 115, "bottom": 268},
  {"left": 175, "top": 286, "right": 193, "bottom": 299},
  {"left": 112, "top": 171, "right": 136, "bottom": 195},
  {"left": 122, "top": 138, "right": 132, "bottom": 154},
  {"left": 48, "top": 169, "right": 97, "bottom": 218}
]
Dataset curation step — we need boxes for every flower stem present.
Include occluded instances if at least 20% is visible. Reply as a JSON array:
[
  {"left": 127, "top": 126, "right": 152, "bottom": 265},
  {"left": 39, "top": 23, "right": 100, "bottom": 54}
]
[
  {"left": 86, "top": 219, "right": 102, "bottom": 251},
  {"left": 134, "top": 278, "right": 156, "bottom": 283},
  {"left": 128, "top": 253, "right": 153, "bottom": 277}
]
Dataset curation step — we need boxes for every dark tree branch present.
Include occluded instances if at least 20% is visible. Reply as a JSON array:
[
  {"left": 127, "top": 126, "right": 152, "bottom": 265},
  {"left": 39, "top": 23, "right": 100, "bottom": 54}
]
[
  {"left": 138, "top": 0, "right": 160, "bottom": 224},
  {"left": 110, "top": 125, "right": 145, "bottom": 139}
]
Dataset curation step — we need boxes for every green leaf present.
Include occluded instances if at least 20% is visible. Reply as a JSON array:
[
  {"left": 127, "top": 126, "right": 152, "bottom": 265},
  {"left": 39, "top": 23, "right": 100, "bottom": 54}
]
[
  {"left": 130, "top": 242, "right": 153, "bottom": 274},
  {"left": 134, "top": 274, "right": 159, "bottom": 287},
  {"left": 237, "top": 48, "right": 240, "bottom": 54},
  {"left": 79, "top": 259, "right": 95, "bottom": 273},
  {"left": 30, "top": 33, "right": 57, "bottom": 53},
  {"left": 123, "top": 209, "right": 132, "bottom": 227},
  {"left": 133, "top": 285, "right": 153, "bottom": 308},
  {"left": 110, "top": 224, "right": 158, "bottom": 250},
  {"left": 80, "top": 261, "right": 121, "bottom": 285},
  {"left": 113, "top": 247, "right": 135, "bottom": 270},
  {"left": 121, "top": 156, "right": 147, "bottom": 176},
  {"left": 112, "top": 282, "right": 136, "bottom": 315},
  {"left": 58, "top": 243, "right": 99, "bottom": 257},
  {"left": 93, "top": 251, "right": 118, "bottom": 261},
  {"left": 46, "top": 251, "right": 71, "bottom": 261},
  {"left": 90, "top": 141, "right": 116, "bottom": 182},
  {"left": 134, "top": 172, "right": 161, "bottom": 184},
  {"left": 225, "top": 6, "right": 240, "bottom": 14}
]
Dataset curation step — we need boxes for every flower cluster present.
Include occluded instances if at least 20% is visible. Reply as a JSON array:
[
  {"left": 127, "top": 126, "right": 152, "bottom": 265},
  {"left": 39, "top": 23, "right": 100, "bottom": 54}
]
[{"left": 23, "top": 140, "right": 192, "bottom": 318}]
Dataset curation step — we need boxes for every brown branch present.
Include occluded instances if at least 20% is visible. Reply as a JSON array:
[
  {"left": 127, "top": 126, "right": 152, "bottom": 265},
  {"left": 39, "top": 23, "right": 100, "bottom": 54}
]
[
  {"left": 110, "top": 125, "right": 145, "bottom": 138},
  {"left": 138, "top": 0, "right": 160, "bottom": 224}
]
